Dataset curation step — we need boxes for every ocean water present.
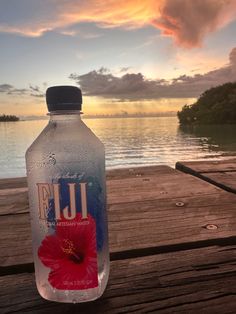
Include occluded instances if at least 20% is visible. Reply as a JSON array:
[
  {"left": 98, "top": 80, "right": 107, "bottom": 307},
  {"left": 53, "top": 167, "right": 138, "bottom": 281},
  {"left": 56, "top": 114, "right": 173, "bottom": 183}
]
[{"left": 0, "top": 116, "right": 236, "bottom": 178}]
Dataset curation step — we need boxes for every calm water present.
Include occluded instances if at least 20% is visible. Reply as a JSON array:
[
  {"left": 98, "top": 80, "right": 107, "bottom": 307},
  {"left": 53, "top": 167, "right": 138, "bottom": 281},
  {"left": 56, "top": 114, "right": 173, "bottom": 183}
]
[{"left": 0, "top": 116, "right": 236, "bottom": 178}]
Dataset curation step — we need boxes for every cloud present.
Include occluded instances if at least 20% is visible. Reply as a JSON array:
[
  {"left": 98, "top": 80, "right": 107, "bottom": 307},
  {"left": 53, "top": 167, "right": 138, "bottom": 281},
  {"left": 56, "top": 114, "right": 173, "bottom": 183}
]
[
  {"left": 0, "top": 84, "right": 28, "bottom": 95},
  {"left": 120, "top": 67, "right": 132, "bottom": 73},
  {"left": 0, "top": 0, "right": 235, "bottom": 47},
  {"left": 153, "top": 0, "right": 236, "bottom": 47},
  {"left": 70, "top": 47, "right": 236, "bottom": 100},
  {"left": 7, "top": 88, "right": 28, "bottom": 95},
  {"left": 230, "top": 47, "right": 236, "bottom": 65},
  {"left": 0, "top": 84, "right": 13, "bottom": 93},
  {"left": 0, "top": 83, "right": 45, "bottom": 97},
  {"left": 1, "top": 48, "right": 235, "bottom": 103},
  {"left": 59, "top": 27, "right": 103, "bottom": 39},
  {"left": 29, "top": 85, "right": 40, "bottom": 92}
]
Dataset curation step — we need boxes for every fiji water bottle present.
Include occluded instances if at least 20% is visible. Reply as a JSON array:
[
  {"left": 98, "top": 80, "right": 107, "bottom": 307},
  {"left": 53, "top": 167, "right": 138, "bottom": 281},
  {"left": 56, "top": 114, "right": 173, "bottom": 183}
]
[{"left": 25, "top": 86, "right": 109, "bottom": 303}]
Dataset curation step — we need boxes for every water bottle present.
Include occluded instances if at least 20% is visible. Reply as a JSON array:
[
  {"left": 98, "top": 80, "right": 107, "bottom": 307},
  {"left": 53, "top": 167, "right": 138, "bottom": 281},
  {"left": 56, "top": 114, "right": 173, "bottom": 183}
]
[{"left": 25, "top": 86, "right": 109, "bottom": 303}]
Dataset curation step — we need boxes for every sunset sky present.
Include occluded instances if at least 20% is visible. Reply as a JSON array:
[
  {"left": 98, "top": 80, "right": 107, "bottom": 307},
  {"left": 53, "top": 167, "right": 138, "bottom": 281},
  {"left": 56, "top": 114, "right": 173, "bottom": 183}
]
[{"left": 0, "top": 0, "right": 236, "bottom": 117}]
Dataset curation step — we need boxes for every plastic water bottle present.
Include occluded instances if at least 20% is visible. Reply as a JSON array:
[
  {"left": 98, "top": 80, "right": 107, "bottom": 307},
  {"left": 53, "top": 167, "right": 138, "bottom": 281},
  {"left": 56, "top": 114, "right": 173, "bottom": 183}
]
[{"left": 25, "top": 86, "right": 109, "bottom": 303}]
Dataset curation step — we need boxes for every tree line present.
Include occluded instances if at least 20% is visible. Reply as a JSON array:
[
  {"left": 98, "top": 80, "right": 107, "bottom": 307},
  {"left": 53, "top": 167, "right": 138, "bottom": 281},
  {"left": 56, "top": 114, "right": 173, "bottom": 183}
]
[
  {"left": 0, "top": 114, "right": 19, "bottom": 122},
  {"left": 178, "top": 82, "right": 236, "bottom": 124}
]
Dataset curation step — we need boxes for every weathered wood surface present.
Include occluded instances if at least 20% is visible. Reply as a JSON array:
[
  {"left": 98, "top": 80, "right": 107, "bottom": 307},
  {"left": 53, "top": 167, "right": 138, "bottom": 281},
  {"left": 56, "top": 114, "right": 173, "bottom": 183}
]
[
  {"left": 1, "top": 164, "right": 236, "bottom": 313},
  {"left": 176, "top": 159, "right": 236, "bottom": 173},
  {"left": 0, "top": 187, "right": 28, "bottom": 215},
  {"left": 176, "top": 159, "right": 236, "bottom": 193},
  {"left": 0, "top": 166, "right": 176, "bottom": 215},
  {"left": 1, "top": 245, "right": 236, "bottom": 314},
  {"left": 0, "top": 177, "right": 27, "bottom": 190},
  {"left": 0, "top": 165, "right": 175, "bottom": 189},
  {"left": 1, "top": 166, "right": 236, "bottom": 268}
]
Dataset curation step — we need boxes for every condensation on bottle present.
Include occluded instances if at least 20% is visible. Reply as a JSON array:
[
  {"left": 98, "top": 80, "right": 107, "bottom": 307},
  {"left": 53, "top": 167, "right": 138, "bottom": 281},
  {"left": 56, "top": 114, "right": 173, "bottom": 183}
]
[{"left": 25, "top": 86, "right": 110, "bottom": 303}]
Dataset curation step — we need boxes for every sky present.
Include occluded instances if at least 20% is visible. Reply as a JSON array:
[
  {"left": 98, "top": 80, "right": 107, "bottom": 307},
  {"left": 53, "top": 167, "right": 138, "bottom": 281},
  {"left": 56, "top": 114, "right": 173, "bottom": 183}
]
[{"left": 0, "top": 0, "right": 236, "bottom": 117}]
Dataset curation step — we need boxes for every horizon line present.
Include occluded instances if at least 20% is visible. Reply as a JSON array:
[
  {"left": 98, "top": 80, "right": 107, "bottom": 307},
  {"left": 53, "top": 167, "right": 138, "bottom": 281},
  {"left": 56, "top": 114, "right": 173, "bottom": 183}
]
[{"left": 19, "top": 112, "right": 178, "bottom": 121}]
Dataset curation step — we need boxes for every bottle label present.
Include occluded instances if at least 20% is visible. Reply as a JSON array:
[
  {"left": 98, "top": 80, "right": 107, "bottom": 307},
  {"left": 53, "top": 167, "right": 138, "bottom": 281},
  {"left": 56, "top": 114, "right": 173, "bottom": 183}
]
[{"left": 36, "top": 176, "right": 104, "bottom": 290}]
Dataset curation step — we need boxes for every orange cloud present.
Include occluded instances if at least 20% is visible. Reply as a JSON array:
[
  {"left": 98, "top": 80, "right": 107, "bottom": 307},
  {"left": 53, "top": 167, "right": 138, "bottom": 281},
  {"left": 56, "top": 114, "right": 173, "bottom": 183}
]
[
  {"left": 153, "top": 0, "right": 236, "bottom": 47},
  {"left": 61, "top": 0, "right": 163, "bottom": 29},
  {"left": 0, "top": 0, "right": 235, "bottom": 47}
]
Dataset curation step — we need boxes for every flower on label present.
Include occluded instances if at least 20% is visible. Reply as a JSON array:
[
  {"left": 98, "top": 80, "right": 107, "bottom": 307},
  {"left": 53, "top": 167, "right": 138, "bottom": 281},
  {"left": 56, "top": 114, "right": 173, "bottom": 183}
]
[{"left": 38, "top": 213, "right": 98, "bottom": 290}]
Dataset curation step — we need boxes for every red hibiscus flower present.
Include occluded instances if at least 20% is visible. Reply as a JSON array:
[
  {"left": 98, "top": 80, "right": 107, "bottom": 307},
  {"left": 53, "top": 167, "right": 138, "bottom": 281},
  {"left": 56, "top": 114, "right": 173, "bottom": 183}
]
[{"left": 38, "top": 213, "right": 98, "bottom": 290}]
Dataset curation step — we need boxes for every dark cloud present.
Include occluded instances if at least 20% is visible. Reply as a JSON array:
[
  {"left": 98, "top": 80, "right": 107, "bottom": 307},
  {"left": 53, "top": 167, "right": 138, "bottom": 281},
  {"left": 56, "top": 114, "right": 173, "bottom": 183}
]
[
  {"left": 7, "top": 88, "right": 28, "bottom": 95},
  {"left": 70, "top": 47, "right": 236, "bottom": 100},
  {"left": 0, "top": 84, "right": 13, "bottom": 93},
  {"left": 230, "top": 47, "right": 236, "bottom": 65},
  {"left": 0, "top": 84, "right": 28, "bottom": 95},
  {"left": 120, "top": 67, "right": 132, "bottom": 73},
  {"left": 29, "top": 85, "right": 45, "bottom": 97},
  {"left": 30, "top": 93, "right": 44, "bottom": 98},
  {"left": 29, "top": 84, "right": 40, "bottom": 92},
  {"left": 0, "top": 83, "right": 45, "bottom": 97}
]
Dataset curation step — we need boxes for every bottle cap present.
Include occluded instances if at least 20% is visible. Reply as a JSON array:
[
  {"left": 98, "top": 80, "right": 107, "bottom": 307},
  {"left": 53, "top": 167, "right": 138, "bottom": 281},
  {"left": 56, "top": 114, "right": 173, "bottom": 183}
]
[{"left": 46, "top": 86, "right": 82, "bottom": 111}]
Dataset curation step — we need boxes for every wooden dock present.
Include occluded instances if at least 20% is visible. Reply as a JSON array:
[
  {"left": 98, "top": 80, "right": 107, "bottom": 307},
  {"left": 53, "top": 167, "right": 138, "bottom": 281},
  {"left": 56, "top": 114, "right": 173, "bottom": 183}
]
[
  {"left": 0, "top": 161, "right": 236, "bottom": 313},
  {"left": 176, "top": 159, "right": 236, "bottom": 193}
]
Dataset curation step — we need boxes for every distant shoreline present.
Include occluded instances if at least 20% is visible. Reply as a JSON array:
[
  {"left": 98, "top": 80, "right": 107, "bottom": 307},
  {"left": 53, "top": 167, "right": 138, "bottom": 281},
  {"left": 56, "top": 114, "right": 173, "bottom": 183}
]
[
  {"left": 0, "top": 114, "right": 19, "bottom": 122},
  {"left": 20, "top": 113, "right": 177, "bottom": 121}
]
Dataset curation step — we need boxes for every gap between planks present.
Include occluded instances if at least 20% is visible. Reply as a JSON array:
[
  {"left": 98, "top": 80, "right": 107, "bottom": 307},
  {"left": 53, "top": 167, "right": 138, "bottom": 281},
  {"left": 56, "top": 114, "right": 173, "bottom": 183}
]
[
  {"left": 1, "top": 236, "right": 236, "bottom": 277},
  {"left": 176, "top": 162, "right": 236, "bottom": 194},
  {"left": 1, "top": 165, "right": 236, "bottom": 278},
  {"left": 0, "top": 245, "right": 236, "bottom": 314}
]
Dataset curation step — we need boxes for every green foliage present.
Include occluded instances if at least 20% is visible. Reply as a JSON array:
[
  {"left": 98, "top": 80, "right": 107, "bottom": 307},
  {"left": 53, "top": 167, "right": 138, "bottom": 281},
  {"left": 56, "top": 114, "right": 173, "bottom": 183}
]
[
  {"left": 178, "top": 82, "right": 236, "bottom": 124},
  {"left": 0, "top": 114, "right": 19, "bottom": 122}
]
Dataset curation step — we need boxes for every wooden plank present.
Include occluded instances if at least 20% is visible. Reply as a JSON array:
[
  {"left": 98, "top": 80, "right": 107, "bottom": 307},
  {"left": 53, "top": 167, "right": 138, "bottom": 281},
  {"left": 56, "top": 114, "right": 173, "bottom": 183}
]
[
  {"left": 2, "top": 169, "right": 225, "bottom": 216},
  {"left": 107, "top": 168, "right": 223, "bottom": 205},
  {"left": 0, "top": 166, "right": 177, "bottom": 216},
  {"left": 176, "top": 160, "right": 236, "bottom": 193},
  {"left": 0, "top": 188, "right": 28, "bottom": 215},
  {"left": 200, "top": 172, "right": 236, "bottom": 194},
  {"left": 1, "top": 167, "right": 236, "bottom": 268},
  {"left": 106, "top": 165, "right": 177, "bottom": 180},
  {"left": 0, "top": 177, "right": 27, "bottom": 190},
  {"left": 1, "top": 245, "right": 236, "bottom": 313},
  {"left": 108, "top": 193, "right": 236, "bottom": 253},
  {"left": 0, "top": 167, "right": 235, "bottom": 266},
  {"left": 0, "top": 165, "right": 221, "bottom": 216},
  {"left": 2, "top": 164, "right": 230, "bottom": 217},
  {"left": 0, "top": 166, "right": 175, "bottom": 190},
  {"left": 176, "top": 159, "right": 236, "bottom": 173}
]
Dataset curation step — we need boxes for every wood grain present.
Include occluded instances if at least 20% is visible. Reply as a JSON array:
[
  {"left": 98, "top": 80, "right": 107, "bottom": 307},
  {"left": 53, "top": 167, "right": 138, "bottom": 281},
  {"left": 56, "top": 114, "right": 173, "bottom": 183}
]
[
  {"left": 0, "top": 165, "right": 175, "bottom": 190},
  {"left": 0, "top": 165, "right": 220, "bottom": 217},
  {"left": 1, "top": 245, "right": 235, "bottom": 314},
  {"left": 1, "top": 167, "right": 236, "bottom": 268},
  {"left": 0, "top": 166, "right": 177, "bottom": 216},
  {"left": 106, "top": 165, "right": 177, "bottom": 180},
  {"left": 176, "top": 159, "right": 236, "bottom": 173},
  {"left": 107, "top": 169, "right": 222, "bottom": 205},
  {"left": 201, "top": 172, "right": 236, "bottom": 193},
  {"left": 0, "top": 177, "right": 27, "bottom": 190},
  {"left": 1, "top": 165, "right": 236, "bottom": 314},
  {"left": 176, "top": 160, "right": 236, "bottom": 193},
  {"left": 0, "top": 188, "right": 28, "bottom": 215}
]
